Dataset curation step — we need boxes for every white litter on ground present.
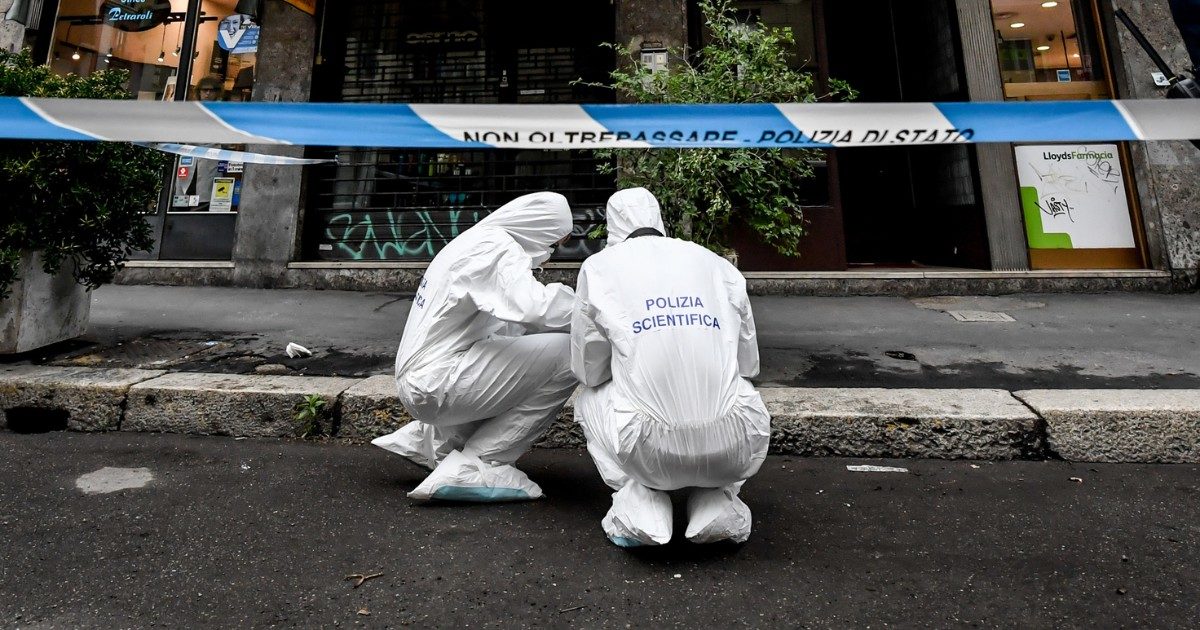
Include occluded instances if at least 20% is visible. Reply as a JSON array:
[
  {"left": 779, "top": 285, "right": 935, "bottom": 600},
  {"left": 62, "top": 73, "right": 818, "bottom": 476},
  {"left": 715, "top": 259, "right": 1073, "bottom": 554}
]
[
  {"left": 75, "top": 467, "right": 154, "bottom": 494},
  {"left": 285, "top": 342, "right": 312, "bottom": 358},
  {"left": 846, "top": 465, "right": 910, "bottom": 473}
]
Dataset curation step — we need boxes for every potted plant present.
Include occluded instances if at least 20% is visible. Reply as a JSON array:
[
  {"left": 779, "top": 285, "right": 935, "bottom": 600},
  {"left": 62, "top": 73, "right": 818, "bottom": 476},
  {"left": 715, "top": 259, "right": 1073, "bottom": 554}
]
[
  {"left": 0, "top": 49, "right": 168, "bottom": 353},
  {"left": 587, "top": 0, "right": 855, "bottom": 263}
]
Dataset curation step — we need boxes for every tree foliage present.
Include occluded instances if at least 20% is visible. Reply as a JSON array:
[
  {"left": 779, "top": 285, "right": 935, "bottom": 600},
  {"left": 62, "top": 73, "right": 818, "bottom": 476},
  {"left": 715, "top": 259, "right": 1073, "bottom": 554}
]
[
  {"left": 590, "top": 0, "right": 855, "bottom": 256},
  {"left": 0, "top": 49, "right": 169, "bottom": 299}
]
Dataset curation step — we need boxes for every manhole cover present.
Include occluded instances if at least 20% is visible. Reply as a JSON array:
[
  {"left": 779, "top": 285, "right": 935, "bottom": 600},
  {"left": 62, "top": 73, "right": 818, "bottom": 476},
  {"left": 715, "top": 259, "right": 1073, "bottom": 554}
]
[{"left": 948, "top": 310, "right": 1016, "bottom": 323}]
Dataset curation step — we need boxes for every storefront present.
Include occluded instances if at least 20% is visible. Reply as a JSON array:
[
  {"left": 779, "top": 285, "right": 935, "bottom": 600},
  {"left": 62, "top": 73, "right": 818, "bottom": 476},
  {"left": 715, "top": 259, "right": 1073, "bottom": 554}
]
[
  {"left": 990, "top": 0, "right": 1150, "bottom": 270},
  {"left": 4, "top": 0, "right": 1196, "bottom": 291}
]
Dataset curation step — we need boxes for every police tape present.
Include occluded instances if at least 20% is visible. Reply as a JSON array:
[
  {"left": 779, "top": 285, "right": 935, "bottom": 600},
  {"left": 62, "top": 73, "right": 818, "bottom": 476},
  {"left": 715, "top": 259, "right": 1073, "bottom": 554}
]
[
  {"left": 5, "top": 97, "right": 1200, "bottom": 149},
  {"left": 139, "top": 143, "right": 336, "bottom": 165}
]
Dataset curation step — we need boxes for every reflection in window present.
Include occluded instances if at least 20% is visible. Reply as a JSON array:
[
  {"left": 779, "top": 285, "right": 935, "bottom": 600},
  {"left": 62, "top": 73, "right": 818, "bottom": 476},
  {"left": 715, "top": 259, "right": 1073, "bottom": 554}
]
[
  {"left": 47, "top": 1, "right": 259, "bottom": 214},
  {"left": 991, "top": 0, "right": 1109, "bottom": 99}
]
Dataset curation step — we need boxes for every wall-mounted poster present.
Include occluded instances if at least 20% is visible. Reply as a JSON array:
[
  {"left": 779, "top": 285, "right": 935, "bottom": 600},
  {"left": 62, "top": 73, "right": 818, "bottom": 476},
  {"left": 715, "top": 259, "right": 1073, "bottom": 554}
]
[{"left": 1015, "top": 144, "right": 1136, "bottom": 250}]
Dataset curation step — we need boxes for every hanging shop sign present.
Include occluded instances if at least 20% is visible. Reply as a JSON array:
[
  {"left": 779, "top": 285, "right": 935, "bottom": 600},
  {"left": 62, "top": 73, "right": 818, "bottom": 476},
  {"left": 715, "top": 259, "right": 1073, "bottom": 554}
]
[
  {"left": 1015, "top": 144, "right": 1136, "bottom": 250},
  {"left": 218, "top": 15, "right": 260, "bottom": 54},
  {"left": 101, "top": 0, "right": 171, "bottom": 33}
]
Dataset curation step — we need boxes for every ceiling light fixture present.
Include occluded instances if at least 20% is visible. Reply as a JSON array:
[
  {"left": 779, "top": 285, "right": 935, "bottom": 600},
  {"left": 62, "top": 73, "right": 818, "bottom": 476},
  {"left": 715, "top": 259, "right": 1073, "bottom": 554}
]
[
  {"left": 1041, "top": 1, "right": 1059, "bottom": 7},
  {"left": 71, "top": 49, "right": 81, "bottom": 60},
  {"left": 1010, "top": 22, "right": 1026, "bottom": 28},
  {"left": 1036, "top": 45, "right": 1052, "bottom": 51}
]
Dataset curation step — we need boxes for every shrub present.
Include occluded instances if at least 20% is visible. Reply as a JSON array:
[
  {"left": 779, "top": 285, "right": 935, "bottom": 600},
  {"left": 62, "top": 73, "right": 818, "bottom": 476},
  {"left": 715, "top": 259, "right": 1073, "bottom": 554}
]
[
  {"left": 588, "top": 0, "right": 855, "bottom": 257},
  {"left": 0, "top": 49, "right": 169, "bottom": 299}
]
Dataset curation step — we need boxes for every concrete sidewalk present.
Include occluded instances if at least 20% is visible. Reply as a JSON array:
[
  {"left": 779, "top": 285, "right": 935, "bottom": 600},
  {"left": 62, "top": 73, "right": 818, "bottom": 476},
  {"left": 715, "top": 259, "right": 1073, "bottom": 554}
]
[
  {"left": 17, "top": 285, "right": 1200, "bottom": 388},
  {"left": 1, "top": 286, "right": 1199, "bottom": 462}
]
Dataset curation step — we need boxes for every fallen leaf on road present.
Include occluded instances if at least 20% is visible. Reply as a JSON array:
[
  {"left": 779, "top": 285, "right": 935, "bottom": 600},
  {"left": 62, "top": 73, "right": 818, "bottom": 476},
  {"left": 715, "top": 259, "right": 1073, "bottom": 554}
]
[
  {"left": 1070, "top": 477, "right": 1084, "bottom": 484},
  {"left": 357, "top": 607, "right": 370, "bottom": 616}
]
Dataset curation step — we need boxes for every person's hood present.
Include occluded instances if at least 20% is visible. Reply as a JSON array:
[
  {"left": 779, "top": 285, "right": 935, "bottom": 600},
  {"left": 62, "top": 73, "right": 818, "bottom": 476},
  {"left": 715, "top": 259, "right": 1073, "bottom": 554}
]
[
  {"left": 606, "top": 188, "right": 666, "bottom": 247},
  {"left": 475, "top": 192, "right": 573, "bottom": 266}
]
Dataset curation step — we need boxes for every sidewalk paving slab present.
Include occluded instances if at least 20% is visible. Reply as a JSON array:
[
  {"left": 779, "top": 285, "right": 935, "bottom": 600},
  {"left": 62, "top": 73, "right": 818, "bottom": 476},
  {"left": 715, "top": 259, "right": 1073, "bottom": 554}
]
[
  {"left": 124, "top": 373, "right": 361, "bottom": 438},
  {"left": 763, "top": 388, "right": 1042, "bottom": 459},
  {"left": 1016, "top": 389, "right": 1200, "bottom": 463},
  {"left": 0, "top": 365, "right": 165, "bottom": 432}
]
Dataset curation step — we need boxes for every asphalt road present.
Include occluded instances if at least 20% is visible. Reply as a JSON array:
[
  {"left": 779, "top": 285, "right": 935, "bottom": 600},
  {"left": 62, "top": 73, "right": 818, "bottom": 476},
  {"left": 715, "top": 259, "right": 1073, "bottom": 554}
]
[
  {"left": 33, "top": 286, "right": 1194, "bottom": 389},
  {"left": 1, "top": 431, "right": 1197, "bottom": 628}
]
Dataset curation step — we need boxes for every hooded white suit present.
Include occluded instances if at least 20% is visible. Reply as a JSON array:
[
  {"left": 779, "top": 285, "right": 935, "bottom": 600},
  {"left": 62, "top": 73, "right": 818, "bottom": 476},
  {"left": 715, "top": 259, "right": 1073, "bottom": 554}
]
[
  {"left": 572, "top": 188, "right": 771, "bottom": 545},
  {"left": 373, "top": 192, "right": 578, "bottom": 502}
]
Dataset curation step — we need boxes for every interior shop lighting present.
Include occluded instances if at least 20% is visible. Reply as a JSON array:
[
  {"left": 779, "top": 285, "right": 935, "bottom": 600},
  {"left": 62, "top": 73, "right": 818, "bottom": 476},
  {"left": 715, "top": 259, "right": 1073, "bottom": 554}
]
[
  {"left": 1041, "top": 1, "right": 1059, "bottom": 7},
  {"left": 1036, "top": 45, "right": 1052, "bottom": 51},
  {"left": 1010, "top": 22, "right": 1026, "bottom": 28}
]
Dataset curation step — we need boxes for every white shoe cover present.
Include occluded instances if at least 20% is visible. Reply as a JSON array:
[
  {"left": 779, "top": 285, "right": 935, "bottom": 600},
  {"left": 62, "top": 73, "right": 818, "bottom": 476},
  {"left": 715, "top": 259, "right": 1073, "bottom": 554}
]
[
  {"left": 685, "top": 485, "right": 752, "bottom": 544},
  {"left": 602, "top": 481, "right": 673, "bottom": 547},
  {"left": 371, "top": 422, "right": 440, "bottom": 470},
  {"left": 407, "top": 450, "right": 544, "bottom": 502}
]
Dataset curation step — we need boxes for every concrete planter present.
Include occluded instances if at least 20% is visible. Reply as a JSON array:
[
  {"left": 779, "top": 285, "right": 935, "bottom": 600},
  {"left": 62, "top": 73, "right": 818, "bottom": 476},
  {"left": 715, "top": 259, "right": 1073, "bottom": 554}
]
[{"left": 0, "top": 251, "right": 91, "bottom": 354}]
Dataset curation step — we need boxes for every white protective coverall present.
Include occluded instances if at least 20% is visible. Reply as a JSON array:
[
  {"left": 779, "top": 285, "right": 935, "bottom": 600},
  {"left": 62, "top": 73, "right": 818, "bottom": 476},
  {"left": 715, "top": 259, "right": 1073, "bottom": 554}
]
[
  {"left": 572, "top": 188, "right": 771, "bottom": 546},
  {"left": 372, "top": 192, "right": 577, "bottom": 502}
]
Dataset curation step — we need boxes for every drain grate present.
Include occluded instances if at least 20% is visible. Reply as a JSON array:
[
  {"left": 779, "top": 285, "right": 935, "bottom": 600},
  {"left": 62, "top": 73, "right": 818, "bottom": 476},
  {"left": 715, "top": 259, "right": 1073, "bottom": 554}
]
[
  {"left": 3, "top": 408, "right": 69, "bottom": 433},
  {"left": 947, "top": 310, "right": 1016, "bottom": 323}
]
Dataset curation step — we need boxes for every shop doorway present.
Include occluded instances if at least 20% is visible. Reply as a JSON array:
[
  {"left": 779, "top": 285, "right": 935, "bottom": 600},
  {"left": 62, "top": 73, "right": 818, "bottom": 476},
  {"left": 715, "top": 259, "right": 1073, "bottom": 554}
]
[
  {"left": 304, "top": 0, "right": 615, "bottom": 262},
  {"left": 824, "top": 0, "right": 992, "bottom": 269}
]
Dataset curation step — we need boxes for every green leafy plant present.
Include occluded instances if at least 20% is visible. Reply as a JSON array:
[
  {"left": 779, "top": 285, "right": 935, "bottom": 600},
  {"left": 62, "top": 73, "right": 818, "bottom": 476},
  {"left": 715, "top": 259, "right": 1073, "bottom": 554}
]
[
  {"left": 584, "top": 0, "right": 855, "bottom": 257},
  {"left": 294, "top": 394, "right": 329, "bottom": 438},
  {"left": 0, "top": 49, "right": 170, "bottom": 300}
]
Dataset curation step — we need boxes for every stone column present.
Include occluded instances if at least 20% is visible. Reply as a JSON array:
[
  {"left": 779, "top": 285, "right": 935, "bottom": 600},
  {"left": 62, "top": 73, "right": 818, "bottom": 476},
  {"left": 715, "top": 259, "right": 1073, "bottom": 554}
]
[
  {"left": 0, "top": 0, "right": 27, "bottom": 53},
  {"left": 616, "top": 0, "right": 688, "bottom": 60},
  {"left": 231, "top": 0, "right": 316, "bottom": 288},
  {"left": 1105, "top": 0, "right": 1200, "bottom": 290},
  {"left": 955, "top": 0, "right": 1031, "bottom": 271}
]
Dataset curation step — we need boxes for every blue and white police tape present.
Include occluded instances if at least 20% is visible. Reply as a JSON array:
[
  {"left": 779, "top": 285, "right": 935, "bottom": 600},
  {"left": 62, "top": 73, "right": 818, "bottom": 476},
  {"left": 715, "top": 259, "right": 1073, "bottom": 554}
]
[
  {"left": 139, "top": 143, "right": 335, "bottom": 165},
  {"left": 4, "top": 97, "right": 1199, "bottom": 149}
]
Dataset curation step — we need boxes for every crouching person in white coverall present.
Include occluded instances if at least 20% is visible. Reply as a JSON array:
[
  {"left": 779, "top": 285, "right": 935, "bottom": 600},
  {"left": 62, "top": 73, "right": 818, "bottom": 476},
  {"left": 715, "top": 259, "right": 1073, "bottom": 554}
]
[
  {"left": 572, "top": 188, "right": 771, "bottom": 546},
  {"left": 372, "top": 192, "right": 578, "bottom": 502}
]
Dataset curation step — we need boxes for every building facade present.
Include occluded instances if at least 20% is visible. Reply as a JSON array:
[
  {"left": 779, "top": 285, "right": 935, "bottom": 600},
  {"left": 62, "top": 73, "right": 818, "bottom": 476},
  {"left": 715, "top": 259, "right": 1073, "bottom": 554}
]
[{"left": 3, "top": 0, "right": 1198, "bottom": 294}]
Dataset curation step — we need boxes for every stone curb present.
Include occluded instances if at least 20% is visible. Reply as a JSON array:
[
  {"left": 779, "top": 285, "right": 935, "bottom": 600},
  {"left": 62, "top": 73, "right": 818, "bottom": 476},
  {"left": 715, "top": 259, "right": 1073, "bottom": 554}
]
[
  {"left": 0, "top": 365, "right": 166, "bottom": 432},
  {"left": 762, "top": 388, "right": 1042, "bottom": 460},
  {"left": 124, "top": 373, "right": 360, "bottom": 438},
  {"left": 3, "top": 366, "right": 1200, "bottom": 462},
  {"left": 1015, "top": 390, "right": 1200, "bottom": 463}
]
